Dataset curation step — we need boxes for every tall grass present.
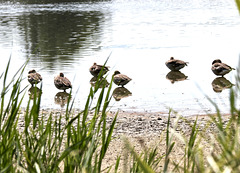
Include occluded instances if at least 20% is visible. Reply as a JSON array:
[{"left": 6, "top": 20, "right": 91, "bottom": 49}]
[
  {"left": 0, "top": 57, "right": 117, "bottom": 172},
  {"left": 0, "top": 57, "right": 28, "bottom": 172},
  {"left": 236, "top": 0, "right": 240, "bottom": 14}
]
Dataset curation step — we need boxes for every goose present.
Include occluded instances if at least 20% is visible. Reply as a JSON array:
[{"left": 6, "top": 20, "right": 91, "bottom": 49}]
[
  {"left": 54, "top": 73, "right": 72, "bottom": 92},
  {"left": 28, "top": 69, "right": 42, "bottom": 86},
  {"left": 211, "top": 59, "right": 235, "bottom": 77},
  {"left": 89, "top": 62, "right": 109, "bottom": 77},
  {"left": 165, "top": 57, "right": 188, "bottom": 71},
  {"left": 113, "top": 71, "right": 132, "bottom": 87}
]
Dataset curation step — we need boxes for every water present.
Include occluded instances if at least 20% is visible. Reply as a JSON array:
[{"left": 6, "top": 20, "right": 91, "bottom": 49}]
[{"left": 0, "top": 0, "right": 239, "bottom": 115}]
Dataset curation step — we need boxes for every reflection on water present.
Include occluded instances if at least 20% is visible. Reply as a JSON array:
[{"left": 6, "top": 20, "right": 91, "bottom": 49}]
[
  {"left": 0, "top": 0, "right": 239, "bottom": 114},
  {"left": 16, "top": 0, "right": 109, "bottom": 4},
  {"left": 0, "top": 3, "right": 107, "bottom": 71},
  {"left": 211, "top": 77, "right": 235, "bottom": 93},
  {"left": 90, "top": 77, "right": 109, "bottom": 88},
  {"left": 28, "top": 86, "right": 42, "bottom": 99},
  {"left": 112, "top": 87, "right": 132, "bottom": 101},
  {"left": 17, "top": 10, "right": 105, "bottom": 69},
  {"left": 54, "top": 92, "right": 71, "bottom": 108},
  {"left": 166, "top": 71, "right": 188, "bottom": 84}
]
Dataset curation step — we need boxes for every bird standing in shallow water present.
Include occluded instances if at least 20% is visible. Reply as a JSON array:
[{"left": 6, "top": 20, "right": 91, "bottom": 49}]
[
  {"left": 54, "top": 73, "right": 72, "bottom": 92},
  {"left": 211, "top": 59, "right": 235, "bottom": 77},
  {"left": 89, "top": 62, "right": 109, "bottom": 77},
  {"left": 113, "top": 71, "right": 132, "bottom": 87},
  {"left": 28, "top": 69, "right": 42, "bottom": 86},
  {"left": 165, "top": 57, "right": 188, "bottom": 71}
]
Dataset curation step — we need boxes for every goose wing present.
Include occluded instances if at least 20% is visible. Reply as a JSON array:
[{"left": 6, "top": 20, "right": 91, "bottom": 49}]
[
  {"left": 28, "top": 73, "right": 41, "bottom": 82},
  {"left": 62, "top": 77, "right": 72, "bottom": 88},
  {"left": 115, "top": 74, "right": 131, "bottom": 83},
  {"left": 222, "top": 63, "right": 235, "bottom": 70}
]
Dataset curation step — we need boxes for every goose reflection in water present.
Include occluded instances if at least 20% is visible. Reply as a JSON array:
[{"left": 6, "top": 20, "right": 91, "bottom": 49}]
[
  {"left": 112, "top": 87, "right": 132, "bottom": 101},
  {"left": 212, "top": 77, "right": 234, "bottom": 93},
  {"left": 28, "top": 86, "right": 42, "bottom": 99},
  {"left": 54, "top": 92, "right": 71, "bottom": 108},
  {"left": 166, "top": 71, "right": 188, "bottom": 84},
  {"left": 90, "top": 76, "right": 109, "bottom": 88}
]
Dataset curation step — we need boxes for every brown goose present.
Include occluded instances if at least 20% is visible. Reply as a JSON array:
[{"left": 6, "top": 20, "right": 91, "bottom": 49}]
[
  {"left": 211, "top": 59, "right": 235, "bottom": 77},
  {"left": 54, "top": 73, "right": 72, "bottom": 92},
  {"left": 28, "top": 69, "right": 42, "bottom": 86},
  {"left": 165, "top": 57, "right": 188, "bottom": 71},
  {"left": 89, "top": 62, "right": 109, "bottom": 77},
  {"left": 113, "top": 71, "right": 132, "bottom": 87}
]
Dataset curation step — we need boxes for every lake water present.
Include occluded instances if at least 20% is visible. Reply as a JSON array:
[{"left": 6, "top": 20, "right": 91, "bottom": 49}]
[{"left": 0, "top": 0, "right": 240, "bottom": 116}]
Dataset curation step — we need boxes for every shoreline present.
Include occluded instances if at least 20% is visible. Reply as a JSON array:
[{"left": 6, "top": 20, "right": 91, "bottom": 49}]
[
  {"left": 17, "top": 108, "right": 232, "bottom": 171},
  {"left": 19, "top": 108, "right": 231, "bottom": 137},
  {"left": 101, "top": 110, "right": 232, "bottom": 171}
]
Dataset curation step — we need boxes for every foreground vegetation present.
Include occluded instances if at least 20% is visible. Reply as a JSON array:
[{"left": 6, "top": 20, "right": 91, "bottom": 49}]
[{"left": 0, "top": 58, "right": 117, "bottom": 172}]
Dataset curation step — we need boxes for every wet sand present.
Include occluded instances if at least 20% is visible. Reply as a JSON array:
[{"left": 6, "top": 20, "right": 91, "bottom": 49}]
[
  {"left": 18, "top": 109, "right": 231, "bottom": 172},
  {"left": 103, "top": 110, "right": 231, "bottom": 172}
]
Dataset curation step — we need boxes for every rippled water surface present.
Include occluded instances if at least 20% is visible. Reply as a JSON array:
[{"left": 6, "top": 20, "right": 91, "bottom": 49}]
[{"left": 0, "top": 0, "right": 240, "bottom": 115}]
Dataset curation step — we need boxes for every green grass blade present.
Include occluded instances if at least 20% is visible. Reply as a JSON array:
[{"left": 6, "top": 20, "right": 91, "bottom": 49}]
[
  {"left": 236, "top": 0, "right": 240, "bottom": 13},
  {"left": 124, "top": 138, "right": 155, "bottom": 173},
  {"left": 114, "top": 156, "right": 121, "bottom": 173}
]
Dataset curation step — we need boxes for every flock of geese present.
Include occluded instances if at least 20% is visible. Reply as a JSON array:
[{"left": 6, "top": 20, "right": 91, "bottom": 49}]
[
  {"left": 165, "top": 57, "right": 235, "bottom": 76},
  {"left": 27, "top": 63, "right": 133, "bottom": 105},
  {"left": 165, "top": 57, "right": 236, "bottom": 92},
  {"left": 27, "top": 57, "right": 235, "bottom": 106},
  {"left": 27, "top": 65, "right": 132, "bottom": 91}
]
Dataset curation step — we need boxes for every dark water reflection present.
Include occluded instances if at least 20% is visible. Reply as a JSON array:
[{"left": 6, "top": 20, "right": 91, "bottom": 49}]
[
  {"left": 166, "top": 71, "right": 188, "bottom": 84},
  {"left": 54, "top": 92, "right": 71, "bottom": 108},
  {"left": 15, "top": 0, "right": 110, "bottom": 4},
  {"left": 90, "top": 76, "right": 109, "bottom": 88},
  {"left": 28, "top": 86, "right": 42, "bottom": 99},
  {"left": 16, "top": 10, "right": 105, "bottom": 69},
  {"left": 112, "top": 87, "right": 132, "bottom": 101},
  {"left": 211, "top": 77, "right": 235, "bottom": 93},
  {"left": 0, "top": 0, "right": 239, "bottom": 115}
]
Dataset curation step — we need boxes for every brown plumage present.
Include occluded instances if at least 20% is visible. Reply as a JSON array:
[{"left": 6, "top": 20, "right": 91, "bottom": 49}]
[
  {"left": 54, "top": 73, "right": 72, "bottom": 92},
  {"left": 112, "top": 87, "right": 132, "bottom": 101},
  {"left": 165, "top": 57, "right": 188, "bottom": 71},
  {"left": 28, "top": 69, "right": 42, "bottom": 86},
  {"left": 166, "top": 71, "right": 188, "bottom": 84},
  {"left": 89, "top": 62, "right": 109, "bottom": 77},
  {"left": 212, "top": 77, "right": 234, "bottom": 93},
  {"left": 113, "top": 71, "right": 132, "bottom": 87},
  {"left": 211, "top": 59, "right": 235, "bottom": 77}
]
